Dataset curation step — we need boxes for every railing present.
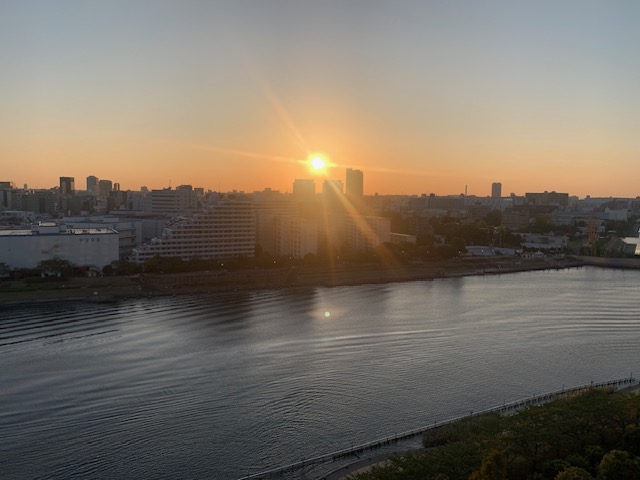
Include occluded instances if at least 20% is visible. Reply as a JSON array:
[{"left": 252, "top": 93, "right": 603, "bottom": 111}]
[{"left": 237, "top": 376, "right": 637, "bottom": 480}]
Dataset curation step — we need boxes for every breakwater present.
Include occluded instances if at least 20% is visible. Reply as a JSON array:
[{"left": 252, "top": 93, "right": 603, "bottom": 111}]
[{"left": 239, "top": 377, "right": 637, "bottom": 480}]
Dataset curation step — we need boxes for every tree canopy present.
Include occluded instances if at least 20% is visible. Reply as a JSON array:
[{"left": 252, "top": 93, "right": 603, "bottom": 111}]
[{"left": 352, "top": 389, "right": 640, "bottom": 480}]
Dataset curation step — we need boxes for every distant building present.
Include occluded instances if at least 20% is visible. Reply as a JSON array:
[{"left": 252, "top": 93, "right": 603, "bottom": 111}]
[
  {"left": 467, "top": 203, "right": 492, "bottom": 221},
  {"left": 14, "top": 190, "right": 57, "bottom": 215},
  {"left": 292, "top": 179, "right": 316, "bottom": 201},
  {"left": 86, "top": 176, "right": 99, "bottom": 195},
  {"left": 526, "top": 191, "right": 569, "bottom": 207},
  {"left": 149, "top": 186, "right": 196, "bottom": 213},
  {"left": 491, "top": 182, "right": 502, "bottom": 198},
  {"left": 322, "top": 179, "right": 344, "bottom": 208},
  {"left": 59, "top": 177, "right": 75, "bottom": 196},
  {"left": 622, "top": 236, "right": 640, "bottom": 256},
  {"left": 0, "top": 222, "right": 119, "bottom": 270},
  {"left": 98, "top": 180, "right": 113, "bottom": 198},
  {"left": 346, "top": 168, "right": 363, "bottom": 197},
  {"left": 521, "top": 233, "right": 568, "bottom": 250},
  {"left": 405, "top": 213, "right": 434, "bottom": 236},
  {"left": 502, "top": 208, "right": 530, "bottom": 229},
  {"left": 0, "top": 183, "right": 16, "bottom": 209},
  {"left": 390, "top": 232, "right": 417, "bottom": 245}
]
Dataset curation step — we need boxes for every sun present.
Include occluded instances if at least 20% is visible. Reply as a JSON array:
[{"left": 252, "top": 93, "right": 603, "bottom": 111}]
[
  {"left": 308, "top": 153, "right": 329, "bottom": 175},
  {"left": 311, "top": 156, "right": 325, "bottom": 170}
]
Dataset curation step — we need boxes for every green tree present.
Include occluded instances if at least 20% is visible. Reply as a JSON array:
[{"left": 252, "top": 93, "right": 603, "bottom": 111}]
[
  {"left": 555, "top": 466, "right": 593, "bottom": 480},
  {"left": 469, "top": 448, "right": 508, "bottom": 480},
  {"left": 597, "top": 449, "right": 640, "bottom": 479},
  {"left": 37, "top": 258, "right": 75, "bottom": 278},
  {"left": 0, "top": 262, "right": 10, "bottom": 277},
  {"left": 484, "top": 210, "right": 502, "bottom": 227}
]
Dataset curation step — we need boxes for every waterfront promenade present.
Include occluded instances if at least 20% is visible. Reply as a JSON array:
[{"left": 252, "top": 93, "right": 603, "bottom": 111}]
[{"left": 238, "top": 377, "right": 638, "bottom": 480}]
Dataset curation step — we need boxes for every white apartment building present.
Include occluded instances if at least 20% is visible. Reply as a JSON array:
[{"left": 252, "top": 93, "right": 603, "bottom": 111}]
[
  {"left": 275, "top": 217, "right": 318, "bottom": 258},
  {"left": 0, "top": 222, "right": 119, "bottom": 270},
  {"left": 254, "top": 196, "right": 297, "bottom": 255},
  {"left": 130, "top": 198, "right": 255, "bottom": 263}
]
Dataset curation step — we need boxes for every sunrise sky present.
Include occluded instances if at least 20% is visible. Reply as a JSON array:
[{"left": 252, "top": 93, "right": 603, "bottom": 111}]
[{"left": 2, "top": 1, "right": 640, "bottom": 197}]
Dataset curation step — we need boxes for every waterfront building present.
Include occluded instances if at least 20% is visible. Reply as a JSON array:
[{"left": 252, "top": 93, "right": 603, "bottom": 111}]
[
  {"left": 0, "top": 222, "right": 119, "bottom": 270},
  {"left": 274, "top": 216, "right": 318, "bottom": 258},
  {"left": 130, "top": 197, "right": 255, "bottom": 263},
  {"left": 63, "top": 215, "right": 143, "bottom": 259}
]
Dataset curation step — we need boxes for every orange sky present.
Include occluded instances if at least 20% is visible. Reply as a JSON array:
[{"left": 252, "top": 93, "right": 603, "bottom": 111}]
[{"left": 2, "top": 2, "right": 640, "bottom": 198}]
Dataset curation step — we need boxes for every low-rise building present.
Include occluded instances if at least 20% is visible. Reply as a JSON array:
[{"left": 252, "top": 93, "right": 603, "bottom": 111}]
[
  {"left": 0, "top": 222, "right": 119, "bottom": 270},
  {"left": 62, "top": 216, "right": 143, "bottom": 259}
]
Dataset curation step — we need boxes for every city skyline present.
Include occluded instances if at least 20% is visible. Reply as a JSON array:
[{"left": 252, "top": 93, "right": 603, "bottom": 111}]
[
  {"left": 3, "top": 2, "right": 640, "bottom": 197},
  {"left": 5, "top": 170, "right": 640, "bottom": 200}
]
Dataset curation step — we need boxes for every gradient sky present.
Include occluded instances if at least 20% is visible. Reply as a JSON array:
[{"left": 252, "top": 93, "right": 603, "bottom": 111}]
[{"left": 2, "top": 1, "right": 640, "bottom": 197}]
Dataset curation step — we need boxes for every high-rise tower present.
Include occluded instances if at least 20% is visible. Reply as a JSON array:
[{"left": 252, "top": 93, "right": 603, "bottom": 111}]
[
  {"left": 346, "top": 168, "right": 363, "bottom": 197},
  {"left": 87, "top": 176, "right": 99, "bottom": 195},
  {"left": 59, "top": 177, "right": 75, "bottom": 195}
]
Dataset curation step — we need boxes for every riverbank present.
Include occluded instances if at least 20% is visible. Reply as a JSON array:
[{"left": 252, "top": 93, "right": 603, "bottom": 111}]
[{"left": 0, "top": 256, "right": 582, "bottom": 306}]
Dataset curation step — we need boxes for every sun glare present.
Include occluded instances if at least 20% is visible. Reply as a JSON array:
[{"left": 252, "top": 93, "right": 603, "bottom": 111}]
[{"left": 308, "top": 154, "right": 328, "bottom": 175}]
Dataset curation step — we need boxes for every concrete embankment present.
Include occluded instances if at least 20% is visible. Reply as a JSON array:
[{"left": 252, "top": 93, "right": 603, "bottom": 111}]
[{"left": 574, "top": 255, "right": 640, "bottom": 269}]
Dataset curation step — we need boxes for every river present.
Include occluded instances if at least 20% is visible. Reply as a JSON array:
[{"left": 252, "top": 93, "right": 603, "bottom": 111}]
[{"left": 1, "top": 266, "right": 639, "bottom": 479}]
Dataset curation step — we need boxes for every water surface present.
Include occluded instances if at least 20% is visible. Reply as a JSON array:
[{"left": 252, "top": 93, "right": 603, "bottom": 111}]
[{"left": 1, "top": 267, "right": 639, "bottom": 479}]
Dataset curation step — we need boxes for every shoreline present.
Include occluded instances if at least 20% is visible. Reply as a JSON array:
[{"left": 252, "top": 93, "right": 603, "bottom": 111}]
[{"left": 0, "top": 256, "right": 583, "bottom": 306}]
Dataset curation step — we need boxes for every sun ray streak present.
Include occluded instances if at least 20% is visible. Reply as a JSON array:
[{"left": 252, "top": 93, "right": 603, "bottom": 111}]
[{"left": 243, "top": 61, "right": 311, "bottom": 155}]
